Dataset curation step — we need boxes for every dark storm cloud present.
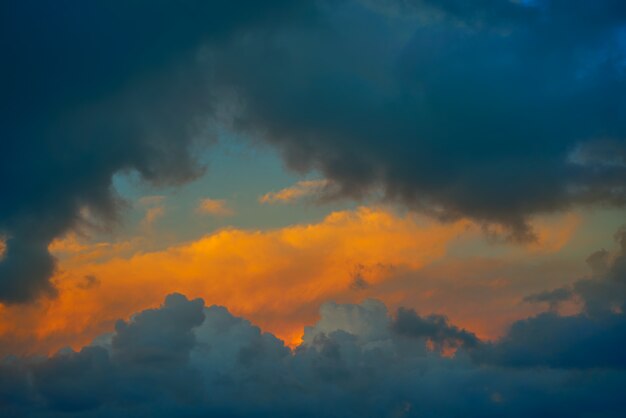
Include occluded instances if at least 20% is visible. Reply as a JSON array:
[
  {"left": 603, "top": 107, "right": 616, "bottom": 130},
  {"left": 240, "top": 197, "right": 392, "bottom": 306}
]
[
  {"left": 2, "top": 0, "right": 626, "bottom": 302},
  {"left": 2, "top": 291, "right": 626, "bottom": 417},
  {"left": 0, "top": 0, "right": 303, "bottom": 303},
  {"left": 208, "top": 0, "right": 626, "bottom": 239}
]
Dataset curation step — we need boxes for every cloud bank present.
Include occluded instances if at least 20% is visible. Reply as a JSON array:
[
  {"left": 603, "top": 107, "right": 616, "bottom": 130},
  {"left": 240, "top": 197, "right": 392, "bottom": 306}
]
[
  {"left": 3, "top": 223, "right": 625, "bottom": 414},
  {"left": 2, "top": 286, "right": 626, "bottom": 417},
  {"left": 0, "top": 207, "right": 477, "bottom": 356}
]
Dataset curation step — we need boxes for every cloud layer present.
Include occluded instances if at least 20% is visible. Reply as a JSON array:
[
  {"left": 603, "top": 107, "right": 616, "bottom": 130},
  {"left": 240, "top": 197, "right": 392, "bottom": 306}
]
[
  {"left": 0, "top": 206, "right": 585, "bottom": 357},
  {"left": 0, "top": 207, "right": 475, "bottom": 355},
  {"left": 2, "top": 288, "right": 626, "bottom": 417},
  {"left": 3, "top": 0, "right": 626, "bottom": 303},
  {"left": 2, "top": 226, "right": 625, "bottom": 416}
]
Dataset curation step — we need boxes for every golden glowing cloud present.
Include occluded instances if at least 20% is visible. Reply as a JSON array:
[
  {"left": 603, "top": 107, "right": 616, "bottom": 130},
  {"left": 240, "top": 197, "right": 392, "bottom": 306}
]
[
  {"left": 196, "top": 198, "right": 234, "bottom": 217},
  {"left": 0, "top": 207, "right": 582, "bottom": 356},
  {"left": 0, "top": 207, "right": 469, "bottom": 355}
]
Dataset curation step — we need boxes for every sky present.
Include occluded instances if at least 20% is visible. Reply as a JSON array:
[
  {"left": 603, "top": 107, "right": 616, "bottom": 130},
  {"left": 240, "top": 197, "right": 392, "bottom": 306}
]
[{"left": 1, "top": 1, "right": 626, "bottom": 417}]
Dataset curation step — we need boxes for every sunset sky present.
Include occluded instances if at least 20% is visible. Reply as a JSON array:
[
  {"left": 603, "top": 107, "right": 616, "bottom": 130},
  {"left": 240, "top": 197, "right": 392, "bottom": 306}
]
[{"left": 2, "top": 1, "right": 626, "bottom": 417}]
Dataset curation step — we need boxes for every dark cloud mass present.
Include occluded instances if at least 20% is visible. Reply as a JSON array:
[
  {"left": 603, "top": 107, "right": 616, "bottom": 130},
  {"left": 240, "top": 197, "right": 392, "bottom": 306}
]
[
  {"left": 212, "top": 0, "right": 626, "bottom": 238},
  {"left": 0, "top": 0, "right": 302, "bottom": 302},
  {"left": 2, "top": 0, "right": 626, "bottom": 301},
  {"left": 2, "top": 288, "right": 626, "bottom": 417}
]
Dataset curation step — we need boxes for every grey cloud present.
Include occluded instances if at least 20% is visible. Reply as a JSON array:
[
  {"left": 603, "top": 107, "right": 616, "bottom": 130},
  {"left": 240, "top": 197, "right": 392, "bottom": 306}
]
[
  {"left": 480, "top": 226, "right": 626, "bottom": 369},
  {"left": 3, "top": 0, "right": 626, "bottom": 302},
  {"left": 2, "top": 291, "right": 626, "bottom": 417},
  {"left": 476, "top": 311, "right": 626, "bottom": 369},
  {"left": 523, "top": 287, "right": 573, "bottom": 311},
  {"left": 525, "top": 226, "right": 626, "bottom": 317},
  {"left": 393, "top": 307, "right": 480, "bottom": 350},
  {"left": 0, "top": 0, "right": 304, "bottom": 303},
  {"left": 208, "top": 0, "right": 626, "bottom": 240}
]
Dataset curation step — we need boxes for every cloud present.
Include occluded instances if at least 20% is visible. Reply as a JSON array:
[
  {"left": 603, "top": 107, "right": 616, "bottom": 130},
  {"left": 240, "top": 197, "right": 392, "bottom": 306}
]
[
  {"left": 196, "top": 198, "right": 234, "bottom": 217},
  {"left": 138, "top": 196, "right": 167, "bottom": 229},
  {"left": 524, "top": 226, "right": 626, "bottom": 317},
  {"left": 393, "top": 307, "right": 480, "bottom": 351},
  {"left": 76, "top": 275, "right": 100, "bottom": 290},
  {"left": 476, "top": 310, "right": 626, "bottom": 369},
  {"left": 0, "top": 207, "right": 471, "bottom": 356},
  {"left": 474, "top": 226, "right": 626, "bottom": 369},
  {"left": 207, "top": 0, "right": 626, "bottom": 239},
  {"left": 2, "top": 292, "right": 626, "bottom": 417},
  {"left": 141, "top": 206, "right": 166, "bottom": 228},
  {"left": 0, "top": 0, "right": 306, "bottom": 303},
  {"left": 0, "top": 207, "right": 586, "bottom": 357},
  {"left": 4, "top": 0, "right": 625, "bottom": 303},
  {"left": 523, "top": 287, "right": 573, "bottom": 311},
  {"left": 259, "top": 179, "right": 330, "bottom": 204}
]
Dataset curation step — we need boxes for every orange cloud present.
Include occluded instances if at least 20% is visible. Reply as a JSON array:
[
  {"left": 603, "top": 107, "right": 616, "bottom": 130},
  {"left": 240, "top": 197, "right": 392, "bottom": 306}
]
[
  {"left": 0, "top": 207, "right": 583, "bottom": 357},
  {"left": 196, "top": 198, "right": 234, "bottom": 217},
  {"left": 259, "top": 179, "right": 329, "bottom": 204},
  {"left": 0, "top": 207, "right": 470, "bottom": 355}
]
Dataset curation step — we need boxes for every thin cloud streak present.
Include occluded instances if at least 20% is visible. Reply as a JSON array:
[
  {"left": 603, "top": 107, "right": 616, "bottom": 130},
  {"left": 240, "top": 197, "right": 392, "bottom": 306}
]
[{"left": 259, "top": 179, "right": 330, "bottom": 204}]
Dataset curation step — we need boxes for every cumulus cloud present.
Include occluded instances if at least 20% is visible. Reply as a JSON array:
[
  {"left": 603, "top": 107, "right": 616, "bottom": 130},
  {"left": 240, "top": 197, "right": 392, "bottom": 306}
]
[
  {"left": 0, "top": 207, "right": 588, "bottom": 358},
  {"left": 393, "top": 307, "right": 480, "bottom": 351},
  {"left": 2, "top": 292, "right": 626, "bottom": 417},
  {"left": 0, "top": 207, "right": 473, "bottom": 356}
]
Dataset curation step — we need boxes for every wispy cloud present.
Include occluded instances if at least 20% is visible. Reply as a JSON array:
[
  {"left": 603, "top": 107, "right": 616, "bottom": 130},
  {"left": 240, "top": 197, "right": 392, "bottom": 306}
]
[
  {"left": 196, "top": 198, "right": 234, "bottom": 217},
  {"left": 259, "top": 179, "right": 329, "bottom": 204},
  {"left": 141, "top": 206, "right": 165, "bottom": 228}
]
